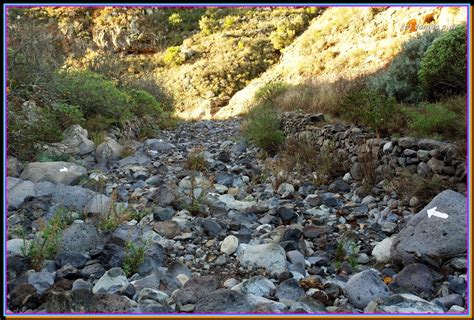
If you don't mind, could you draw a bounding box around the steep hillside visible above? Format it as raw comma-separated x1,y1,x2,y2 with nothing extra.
214,6,467,119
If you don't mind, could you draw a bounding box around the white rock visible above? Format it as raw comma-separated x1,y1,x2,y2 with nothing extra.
372,237,393,264
218,194,256,211
220,235,239,255
7,239,31,257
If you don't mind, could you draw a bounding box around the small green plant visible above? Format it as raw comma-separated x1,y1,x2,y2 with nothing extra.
242,103,284,155
90,130,107,146
404,102,461,139
28,207,76,270
199,15,218,36
254,82,289,105
122,240,147,277
340,89,397,138
419,25,467,99
185,147,207,172
334,234,359,270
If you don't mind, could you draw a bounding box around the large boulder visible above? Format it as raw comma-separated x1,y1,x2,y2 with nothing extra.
391,190,466,265
96,138,123,165
20,162,87,185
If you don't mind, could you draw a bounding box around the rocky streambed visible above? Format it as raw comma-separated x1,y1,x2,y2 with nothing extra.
6,119,468,314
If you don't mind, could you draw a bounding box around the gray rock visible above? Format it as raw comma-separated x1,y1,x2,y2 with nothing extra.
8,156,22,177
153,185,175,207
28,271,54,294
418,139,446,150
92,267,129,294
20,162,87,185
144,139,174,152
172,275,218,306
7,239,31,257
230,140,247,156
81,263,106,279
216,172,237,187
118,155,151,167
287,250,305,265
345,269,390,309
417,162,431,177
278,206,297,223
398,137,417,149
56,252,90,268
275,278,305,301
195,289,254,313
41,125,94,157
58,223,99,254
365,293,444,313
391,190,466,265
278,183,295,198
238,243,287,275
237,276,275,297
350,163,363,180
7,177,35,209
137,288,169,304
84,193,112,215
202,219,223,237
394,263,436,295
96,138,123,165
427,158,444,174
432,294,464,310
304,194,323,207
72,279,92,291
153,220,180,239
329,180,351,193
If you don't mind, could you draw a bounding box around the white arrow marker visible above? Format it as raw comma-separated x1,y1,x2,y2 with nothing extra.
59,167,69,173
427,207,448,219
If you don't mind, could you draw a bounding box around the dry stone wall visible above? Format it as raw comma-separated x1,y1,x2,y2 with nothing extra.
279,112,467,192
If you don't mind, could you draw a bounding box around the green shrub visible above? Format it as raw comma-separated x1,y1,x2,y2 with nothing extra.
55,70,130,122
168,12,183,26
127,89,163,117
341,89,397,137
370,30,442,103
163,46,185,66
242,103,284,154
419,25,467,99
254,82,289,104
50,102,85,129
404,101,463,139
8,104,63,160
199,15,218,35
270,16,306,50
